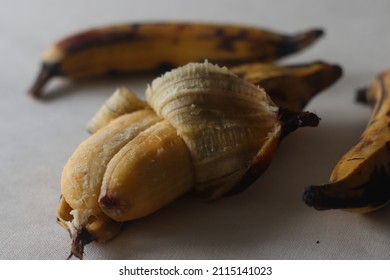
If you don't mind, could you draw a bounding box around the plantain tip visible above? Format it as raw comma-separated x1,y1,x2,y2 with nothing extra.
302,184,345,211
28,63,59,98
296,28,325,45
333,64,343,78
302,185,323,208
29,71,49,98
278,28,325,59
312,28,325,38
356,87,368,104
68,226,93,260
279,110,321,139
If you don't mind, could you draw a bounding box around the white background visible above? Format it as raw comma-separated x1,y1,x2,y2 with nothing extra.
1,0,390,259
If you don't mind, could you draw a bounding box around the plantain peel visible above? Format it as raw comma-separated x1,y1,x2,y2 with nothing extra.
58,61,321,259
29,21,324,98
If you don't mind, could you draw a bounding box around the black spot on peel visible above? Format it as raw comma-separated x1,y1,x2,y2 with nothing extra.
99,192,128,214
215,28,249,52
99,195,119,209
61,26,144,55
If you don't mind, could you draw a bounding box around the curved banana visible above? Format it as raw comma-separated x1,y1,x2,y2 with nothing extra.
303,69,390,213
59,61,320,258
29,22,324,97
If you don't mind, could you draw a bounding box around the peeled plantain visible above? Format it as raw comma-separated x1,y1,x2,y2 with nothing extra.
57,61,322,259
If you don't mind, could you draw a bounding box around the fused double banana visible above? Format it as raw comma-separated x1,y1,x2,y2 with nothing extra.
29,21,324,97
303,69,390,213
58,61,322,259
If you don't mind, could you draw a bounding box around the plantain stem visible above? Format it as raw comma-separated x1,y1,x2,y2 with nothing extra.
279,109,320,139
302,184,369,210
303,166,390,211
29,63,59,98
68,226,93,260
356,87,369,105
290,29,324,53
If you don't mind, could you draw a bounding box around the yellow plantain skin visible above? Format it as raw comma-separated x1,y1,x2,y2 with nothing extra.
230,61,342,112
303,69,390,213
29,22,324,97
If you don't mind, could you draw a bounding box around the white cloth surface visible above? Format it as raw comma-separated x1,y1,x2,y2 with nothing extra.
1,0,390,260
